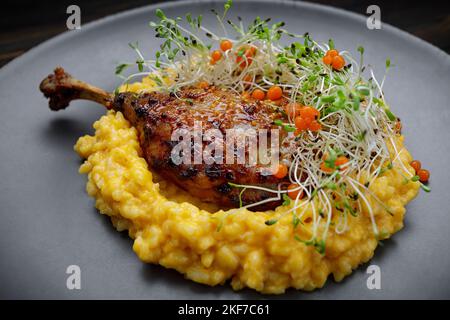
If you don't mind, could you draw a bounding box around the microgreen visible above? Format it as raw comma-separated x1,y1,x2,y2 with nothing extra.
282,194,291,206
265,218,278,226
274,119,296,132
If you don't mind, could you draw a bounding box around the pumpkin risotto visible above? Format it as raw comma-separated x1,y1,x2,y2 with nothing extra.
34,1,429,294
74,107,419,294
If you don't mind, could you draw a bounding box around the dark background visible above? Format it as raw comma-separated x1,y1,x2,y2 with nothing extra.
0,0,449,67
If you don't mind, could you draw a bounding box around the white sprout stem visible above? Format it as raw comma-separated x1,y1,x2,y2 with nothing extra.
346,178,379,236
118,8,409,250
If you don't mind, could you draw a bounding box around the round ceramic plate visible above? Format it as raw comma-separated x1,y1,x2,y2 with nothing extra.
0,0,449,299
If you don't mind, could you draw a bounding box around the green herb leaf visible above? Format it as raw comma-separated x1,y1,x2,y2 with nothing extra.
385,109,396,121
224,0,233,13
356,85,370,96
273,119,283,126
292,215,302,228
265,219,278,226
328,38,335,50
283,125,297,132
155,9,165,19
356,130,367,142
115,63,130,75
320,95,335,103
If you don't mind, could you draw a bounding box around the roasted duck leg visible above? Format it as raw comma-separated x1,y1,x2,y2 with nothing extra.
40,67,288,210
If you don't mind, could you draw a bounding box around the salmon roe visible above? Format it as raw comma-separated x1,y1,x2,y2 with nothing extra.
273,164,288,179
284,102,303,118
287,183,303,200
251,89,265,100
243,74,253,83
417,169,430,183
236,46,256,68
294,105,321,133
197,81,209,89
327,49,338,57
410,160,421,173
220,39,233,51
322,55,333,65
267,86,283,101
320,162,334,174
335,156,349,168
322,49,346,70
320,155,349,173
211,50,222,63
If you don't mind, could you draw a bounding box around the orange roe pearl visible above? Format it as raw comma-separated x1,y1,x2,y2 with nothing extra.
267,86,283,101
335,156,349,169
327,49,339,57
197,81,209,89
243,74,253,83
303,116,313,126
331,55,345,70
220,39,233,51
241,91,251,100
285,102,303,118
211,50,222,62
410,160,421,173
417,169,430,183
287,183,303,200
251,89,265,100
273,164,288,179
237,55,252,68
309,120,322,132
295,116,308,131
320,162,334,174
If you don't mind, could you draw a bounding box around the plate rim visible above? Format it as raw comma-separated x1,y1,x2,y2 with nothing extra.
0,0,449,299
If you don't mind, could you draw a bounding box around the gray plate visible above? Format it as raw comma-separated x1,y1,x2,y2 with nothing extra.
1,0,449,299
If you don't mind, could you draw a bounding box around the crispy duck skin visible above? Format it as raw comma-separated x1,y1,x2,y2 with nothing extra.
40,67,288,210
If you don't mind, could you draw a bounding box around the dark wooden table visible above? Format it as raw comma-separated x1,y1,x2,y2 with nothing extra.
1,0,449,67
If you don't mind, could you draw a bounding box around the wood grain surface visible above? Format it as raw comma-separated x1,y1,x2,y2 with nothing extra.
1,0,449,67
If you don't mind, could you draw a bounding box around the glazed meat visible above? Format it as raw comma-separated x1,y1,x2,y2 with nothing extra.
40,68,288,210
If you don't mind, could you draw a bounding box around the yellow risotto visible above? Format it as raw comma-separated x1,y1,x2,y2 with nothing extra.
74,106,419,294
